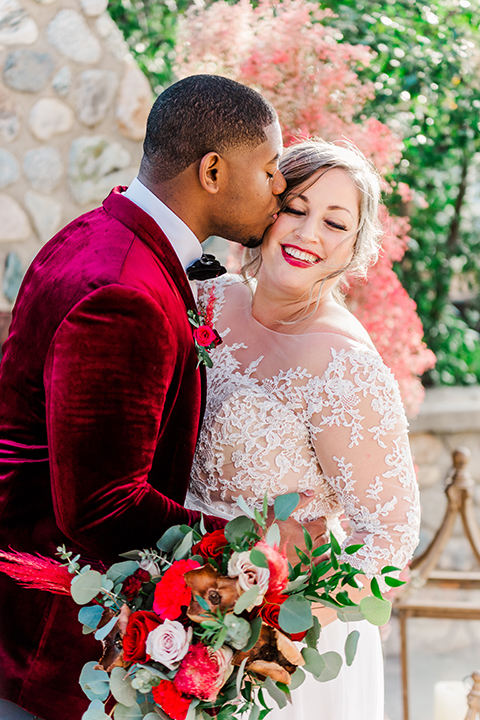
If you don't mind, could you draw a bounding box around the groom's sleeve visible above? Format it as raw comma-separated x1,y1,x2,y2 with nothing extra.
44,284,224,562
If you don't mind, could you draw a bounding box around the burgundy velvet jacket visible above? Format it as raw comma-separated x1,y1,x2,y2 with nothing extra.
0,188,224,719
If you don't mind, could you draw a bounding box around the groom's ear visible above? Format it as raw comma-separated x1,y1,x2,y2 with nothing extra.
198,152,224,194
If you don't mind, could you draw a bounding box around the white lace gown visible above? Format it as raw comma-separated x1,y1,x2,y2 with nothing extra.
186,275,420,720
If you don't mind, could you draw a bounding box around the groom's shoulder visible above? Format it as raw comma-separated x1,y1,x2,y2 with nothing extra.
27,189,172,300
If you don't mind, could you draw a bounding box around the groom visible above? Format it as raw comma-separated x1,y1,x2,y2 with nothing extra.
0,75,321,720
0,74,287,720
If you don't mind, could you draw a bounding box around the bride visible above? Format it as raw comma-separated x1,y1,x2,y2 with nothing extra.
186,139,420,719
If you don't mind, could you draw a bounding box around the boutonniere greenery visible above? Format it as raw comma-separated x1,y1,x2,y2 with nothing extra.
187,309,222,368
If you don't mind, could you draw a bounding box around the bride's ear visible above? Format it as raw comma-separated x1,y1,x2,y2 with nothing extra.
198,152,224,194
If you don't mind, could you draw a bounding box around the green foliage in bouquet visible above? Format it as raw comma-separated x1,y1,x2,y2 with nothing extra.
50,494,403,720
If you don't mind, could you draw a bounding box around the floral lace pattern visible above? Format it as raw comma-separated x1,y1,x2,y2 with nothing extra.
189,275,420,578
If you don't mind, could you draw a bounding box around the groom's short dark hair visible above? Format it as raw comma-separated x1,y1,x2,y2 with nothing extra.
141,74,277,182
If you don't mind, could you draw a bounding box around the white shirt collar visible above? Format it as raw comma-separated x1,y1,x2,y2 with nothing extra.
124,177,203,271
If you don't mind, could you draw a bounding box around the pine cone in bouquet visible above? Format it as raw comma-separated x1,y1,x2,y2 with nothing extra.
232,622,305,685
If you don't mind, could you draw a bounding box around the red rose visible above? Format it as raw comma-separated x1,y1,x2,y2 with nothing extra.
121,568,151,600
260,600,307,642
152,680,191,720
192,529,228,562
123,611,162,664
193,325,217,347
153,559,201,620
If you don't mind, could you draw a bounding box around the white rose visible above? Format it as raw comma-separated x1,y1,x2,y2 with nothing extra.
211,646,234,691
227,551,270,606
139,557,161,577
146,619,192,669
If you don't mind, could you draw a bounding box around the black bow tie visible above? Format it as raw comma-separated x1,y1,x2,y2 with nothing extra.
187,254,227,281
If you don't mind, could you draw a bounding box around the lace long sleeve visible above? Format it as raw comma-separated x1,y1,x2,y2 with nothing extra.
305,340,420,577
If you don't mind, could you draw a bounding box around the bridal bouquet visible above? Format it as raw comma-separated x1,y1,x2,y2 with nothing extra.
0,494,402,720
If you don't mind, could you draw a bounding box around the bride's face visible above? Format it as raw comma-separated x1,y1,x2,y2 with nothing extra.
258,167,360,298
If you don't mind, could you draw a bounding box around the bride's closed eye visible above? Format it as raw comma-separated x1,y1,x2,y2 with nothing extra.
325,219,348,231
282,206,305,216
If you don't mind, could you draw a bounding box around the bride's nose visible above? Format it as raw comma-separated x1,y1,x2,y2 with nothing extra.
295,215,319,245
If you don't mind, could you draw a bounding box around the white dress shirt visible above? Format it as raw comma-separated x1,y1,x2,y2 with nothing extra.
124,177,203,275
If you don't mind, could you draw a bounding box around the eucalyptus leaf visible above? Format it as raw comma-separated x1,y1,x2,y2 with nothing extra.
106,561,139,585
95,615,118,642
81,699,111,720
254,508,266,528
174,530,194,560
337,610,365,623
249,704,261,720
265,523,281,547
79,662,110,702
240,615,262,652
359,596,392,626
250,549,269,568
70,570,103,605
185,698,200,720
78,605,104,631
278,595,313,634
263,677,287,709
113,701,143,720
286,575,309,593
143,716,162,720
274,493,300,521
305,616,321,649
236,658,249,697
301,647,325,677
315,652,342,682
289,667,306,690
109,667,137,707
235,494,256,519
157,525,187,552
118,550,142,561
234,585,259,614
225,516,255,543
345,630,360,666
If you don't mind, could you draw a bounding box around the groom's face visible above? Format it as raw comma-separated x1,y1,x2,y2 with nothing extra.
214,121,286,247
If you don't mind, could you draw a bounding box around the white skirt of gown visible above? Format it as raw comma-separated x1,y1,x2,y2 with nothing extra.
267,619,383,720
184,493,384,720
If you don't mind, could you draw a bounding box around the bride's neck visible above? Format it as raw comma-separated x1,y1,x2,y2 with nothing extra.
251,280,334,332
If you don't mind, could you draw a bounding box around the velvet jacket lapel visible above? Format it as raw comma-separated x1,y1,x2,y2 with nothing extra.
102,187,207,418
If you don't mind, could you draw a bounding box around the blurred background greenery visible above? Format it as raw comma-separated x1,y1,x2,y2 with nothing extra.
108,0,480,388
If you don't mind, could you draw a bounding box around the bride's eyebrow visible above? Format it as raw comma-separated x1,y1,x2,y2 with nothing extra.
294,194,354,219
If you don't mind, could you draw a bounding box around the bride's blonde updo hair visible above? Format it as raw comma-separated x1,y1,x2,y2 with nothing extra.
242,138,383,288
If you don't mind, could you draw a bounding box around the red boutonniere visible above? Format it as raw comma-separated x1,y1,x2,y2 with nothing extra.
187,308,222,368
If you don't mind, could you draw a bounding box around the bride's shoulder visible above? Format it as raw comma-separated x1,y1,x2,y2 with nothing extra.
197,273,252,318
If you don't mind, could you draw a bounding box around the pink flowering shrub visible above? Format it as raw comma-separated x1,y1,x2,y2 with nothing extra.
175,0,435,415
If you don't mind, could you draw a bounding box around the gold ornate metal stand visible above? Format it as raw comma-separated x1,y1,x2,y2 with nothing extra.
395,447,480,720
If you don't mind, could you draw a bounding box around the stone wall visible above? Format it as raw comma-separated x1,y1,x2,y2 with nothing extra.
409,385,480,570
0,0,152,309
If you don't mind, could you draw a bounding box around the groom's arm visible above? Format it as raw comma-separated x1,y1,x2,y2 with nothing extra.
45,284,224,563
